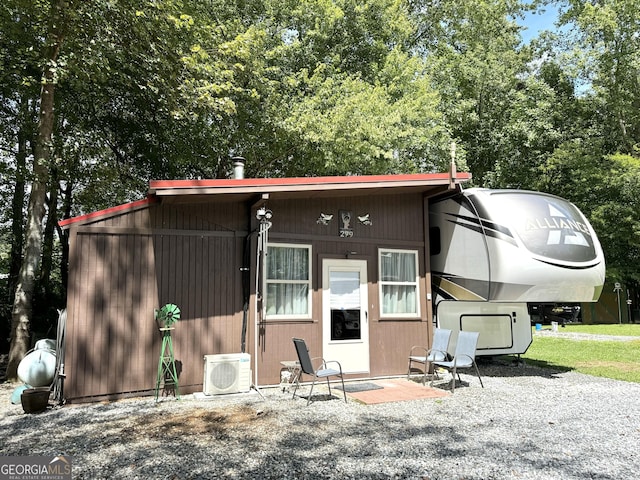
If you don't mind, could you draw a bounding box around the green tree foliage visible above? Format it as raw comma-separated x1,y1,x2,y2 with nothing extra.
242,0,455,176
410,0,557,186
272,52,452,176
0,0,44,306
535,143,640,284
58,0,258,202
595,154,640,284
533,0,640,290
561,0,640,153
54,0,451,200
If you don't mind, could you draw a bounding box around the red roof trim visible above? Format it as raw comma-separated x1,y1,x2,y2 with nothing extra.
149,172,470,190
59,196,157,229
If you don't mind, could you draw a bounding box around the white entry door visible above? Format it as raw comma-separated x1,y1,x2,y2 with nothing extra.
322,259,369,373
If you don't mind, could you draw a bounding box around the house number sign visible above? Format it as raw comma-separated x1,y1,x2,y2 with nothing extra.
339,210,353,238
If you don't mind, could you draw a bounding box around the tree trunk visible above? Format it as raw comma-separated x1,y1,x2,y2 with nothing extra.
40,171,59,290
7,107,27,310
6,0,67,381
58,178,74,295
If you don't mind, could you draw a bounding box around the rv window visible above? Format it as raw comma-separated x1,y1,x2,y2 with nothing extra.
495,192,598,263
378,249,420,318
429,227,441,256
265,243,312,320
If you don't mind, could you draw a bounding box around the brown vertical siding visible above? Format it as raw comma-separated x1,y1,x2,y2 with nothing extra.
151,232,244,393
65,231,159,399
369,320,428,376
65,201,249,400
64,191,438,400
254,193,431,385
256,321,319,386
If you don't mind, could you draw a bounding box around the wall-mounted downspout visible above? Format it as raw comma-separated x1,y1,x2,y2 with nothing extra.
253,205,272,387
236,156,250,354
240,234,251,354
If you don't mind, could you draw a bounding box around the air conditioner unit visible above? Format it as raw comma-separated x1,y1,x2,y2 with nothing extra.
203,353,251,395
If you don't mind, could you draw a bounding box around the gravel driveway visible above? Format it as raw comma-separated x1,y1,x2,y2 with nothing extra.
2,353,639,480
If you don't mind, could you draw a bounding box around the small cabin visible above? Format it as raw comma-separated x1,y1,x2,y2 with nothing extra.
59,169,470,402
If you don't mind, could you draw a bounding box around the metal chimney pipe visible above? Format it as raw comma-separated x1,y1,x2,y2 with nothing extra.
232,156,245,179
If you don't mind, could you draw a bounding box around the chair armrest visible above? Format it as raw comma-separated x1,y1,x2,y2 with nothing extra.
452,354,474,366
409,346,429,357
311,356,327,370
427,348,450,362
321,359,343,373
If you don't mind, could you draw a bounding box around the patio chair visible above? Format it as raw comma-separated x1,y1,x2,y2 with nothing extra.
292,338,347,406
431,330,484,393
407,328,452,385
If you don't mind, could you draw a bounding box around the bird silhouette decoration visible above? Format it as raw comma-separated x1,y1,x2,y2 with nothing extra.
317,213,334,225
357,214,372,226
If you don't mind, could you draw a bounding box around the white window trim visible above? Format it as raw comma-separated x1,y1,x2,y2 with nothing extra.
264,242,312,320
378,248,421,319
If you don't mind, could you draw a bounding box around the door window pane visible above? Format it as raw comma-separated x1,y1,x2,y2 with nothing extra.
329,271,360,308
329,270,361,340
331,309,361,340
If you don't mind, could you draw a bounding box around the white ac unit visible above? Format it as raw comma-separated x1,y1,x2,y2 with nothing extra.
203,353,251,395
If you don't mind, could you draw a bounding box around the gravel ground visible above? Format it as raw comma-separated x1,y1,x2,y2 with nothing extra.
1,338,640,480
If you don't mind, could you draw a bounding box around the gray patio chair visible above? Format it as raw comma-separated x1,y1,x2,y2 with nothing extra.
292,338,347,406
431,330,484,393
407,328,452,385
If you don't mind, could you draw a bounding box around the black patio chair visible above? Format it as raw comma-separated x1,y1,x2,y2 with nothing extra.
292,338,347,405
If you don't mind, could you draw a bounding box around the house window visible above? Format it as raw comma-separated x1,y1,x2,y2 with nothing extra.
379,248,420,317
265,243,312,319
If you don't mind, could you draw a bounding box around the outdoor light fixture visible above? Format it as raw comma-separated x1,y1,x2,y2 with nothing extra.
256,207,273,221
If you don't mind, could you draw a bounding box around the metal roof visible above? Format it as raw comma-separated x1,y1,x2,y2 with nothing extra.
149,171,470,195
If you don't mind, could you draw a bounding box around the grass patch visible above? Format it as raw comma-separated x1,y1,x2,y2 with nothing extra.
523,327,640,383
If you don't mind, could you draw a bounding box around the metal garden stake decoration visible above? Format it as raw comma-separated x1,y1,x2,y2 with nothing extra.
155,303,181,401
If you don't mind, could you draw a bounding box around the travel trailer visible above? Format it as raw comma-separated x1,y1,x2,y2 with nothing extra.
429,188,605,356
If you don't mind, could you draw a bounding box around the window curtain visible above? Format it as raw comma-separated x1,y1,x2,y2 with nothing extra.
266,246,309,315
381,251,417,314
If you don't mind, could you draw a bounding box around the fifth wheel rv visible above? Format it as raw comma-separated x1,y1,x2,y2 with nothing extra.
429,188,605,356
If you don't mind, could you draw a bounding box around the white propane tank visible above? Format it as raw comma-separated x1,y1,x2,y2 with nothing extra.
34,339,56,351
17,349,56,387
